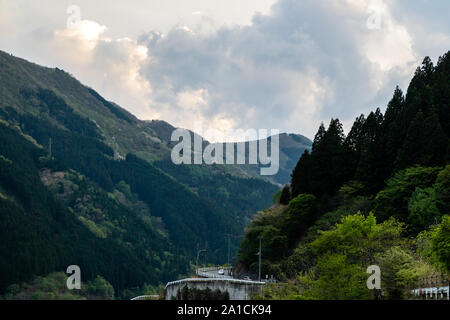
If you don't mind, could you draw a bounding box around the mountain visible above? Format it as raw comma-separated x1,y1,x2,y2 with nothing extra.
0,50,310,295
145,119,311,185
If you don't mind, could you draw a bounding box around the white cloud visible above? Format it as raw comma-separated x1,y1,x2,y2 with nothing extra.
137,0,424,137
1,0,448,139
16,19,155,120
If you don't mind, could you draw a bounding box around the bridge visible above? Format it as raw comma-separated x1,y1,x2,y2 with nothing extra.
164,267,265,300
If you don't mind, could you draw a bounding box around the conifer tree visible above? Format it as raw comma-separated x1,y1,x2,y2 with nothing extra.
279,185,292,205
395,110,426,169
291,150,312,198
310,119,346,196
354,109,384,193
312,123,326,152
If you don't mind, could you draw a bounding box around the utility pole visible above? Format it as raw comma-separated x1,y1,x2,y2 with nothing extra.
257,235,262,282
196,248,207,276
227,235,231,265
48,137,52,158
204,241,208,268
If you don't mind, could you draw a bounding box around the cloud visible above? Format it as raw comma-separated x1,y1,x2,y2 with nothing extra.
2,0,448,140
138,0,423,138
12,19,154,120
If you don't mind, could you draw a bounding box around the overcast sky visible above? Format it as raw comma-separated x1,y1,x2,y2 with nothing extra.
1,0,449,140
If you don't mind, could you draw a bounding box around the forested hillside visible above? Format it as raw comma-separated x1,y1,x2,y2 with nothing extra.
0,50,291,297
236,52,450,299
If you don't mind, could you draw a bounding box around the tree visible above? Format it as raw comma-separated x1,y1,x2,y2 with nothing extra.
374,166,441,224
279,185,291,205
343,115,366,179
292,119,347,199
376,246,428,300
408,187,441,234
382,87,405,177
420,56,434,83
312,123,326,152
354,109,385,193
87,276,115,300
310,119,346,196
298,253,372,300
434,165,450,215
311,212,405,271
286,194,317,244
291,150,312,198
431,215,450,272
384,86,405,125
422,109,448,166
432,52,450,136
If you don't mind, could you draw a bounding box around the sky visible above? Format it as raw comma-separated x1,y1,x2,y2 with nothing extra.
1,0,449,141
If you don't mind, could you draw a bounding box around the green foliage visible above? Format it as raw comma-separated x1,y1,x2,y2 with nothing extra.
0,50,282,296
339,180,365,200
311,212,405,265
87,276,115,300
238,53,450,300
298,253,372,300
1,272,115,300
237,194,317,275
375,246,430,300
434,165,450,214
408,187,440,234
374,166,441,224
286,194,317,243
153,159,278,227
77,216,108,239
255,281,301,300
87,88,135,124
0,120,190,294
431,215,450,272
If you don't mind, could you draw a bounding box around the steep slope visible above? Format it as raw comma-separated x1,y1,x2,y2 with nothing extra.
0,50,313,293
236,53,450,287
0,50,286,220
0,51,282,293
0,120,189,293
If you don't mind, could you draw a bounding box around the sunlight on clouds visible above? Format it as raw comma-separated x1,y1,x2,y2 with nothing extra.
177,89,209,112
56,20,107,42
362,0,418,73
49,20,153,120
3,0,448,140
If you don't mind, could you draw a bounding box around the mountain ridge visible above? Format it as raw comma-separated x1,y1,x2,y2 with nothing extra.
0,50,310,295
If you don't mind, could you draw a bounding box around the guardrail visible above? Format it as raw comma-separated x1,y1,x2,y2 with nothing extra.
130,295,159,300
411,274,449,300
165,277,265,289
411,287,449,300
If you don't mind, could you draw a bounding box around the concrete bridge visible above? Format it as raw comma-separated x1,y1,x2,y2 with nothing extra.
164,267,265,300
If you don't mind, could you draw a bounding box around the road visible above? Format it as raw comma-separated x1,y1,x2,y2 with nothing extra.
196,267,234,279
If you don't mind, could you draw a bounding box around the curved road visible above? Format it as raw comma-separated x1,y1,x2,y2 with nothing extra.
196,266,234,279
